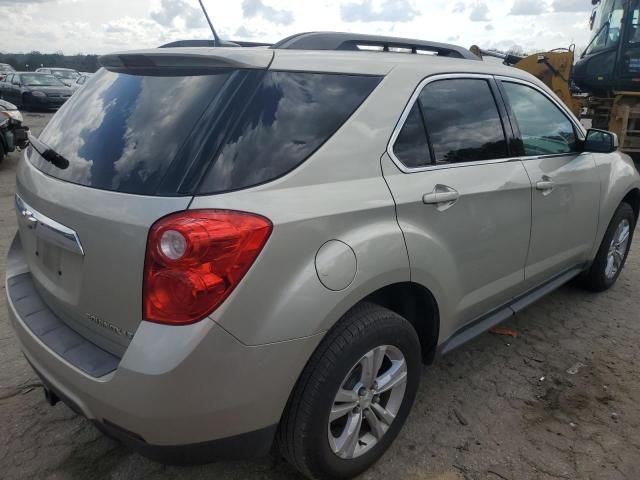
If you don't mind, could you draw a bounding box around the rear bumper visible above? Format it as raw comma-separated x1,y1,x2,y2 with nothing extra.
5,233,321,461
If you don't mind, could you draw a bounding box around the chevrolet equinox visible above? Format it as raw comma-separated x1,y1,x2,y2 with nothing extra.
6,33,640,479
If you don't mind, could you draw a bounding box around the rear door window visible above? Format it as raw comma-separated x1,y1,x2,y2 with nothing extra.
198,71,382,193
392,102,432,168
502,81,577,156
418,78,508,164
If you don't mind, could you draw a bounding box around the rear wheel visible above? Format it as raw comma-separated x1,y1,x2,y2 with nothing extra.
581,202,635,291
0,141,5,164
278,303,421,479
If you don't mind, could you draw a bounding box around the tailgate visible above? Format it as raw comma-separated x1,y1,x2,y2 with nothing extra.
15,158,191,356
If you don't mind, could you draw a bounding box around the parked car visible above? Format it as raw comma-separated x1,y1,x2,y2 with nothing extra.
0,72,72,110
35,67,80,86
6,33,640,480
0,63,16,81
0,99,28,163
69,72,92,93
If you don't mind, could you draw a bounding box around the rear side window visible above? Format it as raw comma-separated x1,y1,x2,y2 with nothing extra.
502,82,577,156
419,79,508,164
393,102,432,168
199,71,381,193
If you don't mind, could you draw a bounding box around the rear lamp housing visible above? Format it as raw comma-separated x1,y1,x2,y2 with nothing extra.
143,210,272,325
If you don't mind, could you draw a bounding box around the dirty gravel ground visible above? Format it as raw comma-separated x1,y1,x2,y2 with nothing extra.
0,112,639,480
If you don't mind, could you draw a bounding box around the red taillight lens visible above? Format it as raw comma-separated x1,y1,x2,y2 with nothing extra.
143,210,272,325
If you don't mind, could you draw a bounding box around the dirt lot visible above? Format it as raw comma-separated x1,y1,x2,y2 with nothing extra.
0,111,639,480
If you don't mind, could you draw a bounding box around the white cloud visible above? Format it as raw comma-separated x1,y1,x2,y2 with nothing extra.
551,0,591,12
470,2,490,21
151,0,207,29
510,0,546,15
341,0,419,23
242,0,294,26
0,0,596,55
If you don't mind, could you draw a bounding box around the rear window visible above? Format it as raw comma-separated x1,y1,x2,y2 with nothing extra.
32,69,232,195
198,71,382,193
30,68,381,196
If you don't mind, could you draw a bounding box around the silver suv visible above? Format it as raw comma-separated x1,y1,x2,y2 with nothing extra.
6,33,640,479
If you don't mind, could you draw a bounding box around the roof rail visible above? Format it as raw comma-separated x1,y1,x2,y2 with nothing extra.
271,32,478,60
159,39,272,48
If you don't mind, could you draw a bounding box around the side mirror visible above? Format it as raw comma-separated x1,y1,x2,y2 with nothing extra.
583,128,618,153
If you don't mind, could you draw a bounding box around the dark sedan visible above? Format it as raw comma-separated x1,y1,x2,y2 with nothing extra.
0,72,72,110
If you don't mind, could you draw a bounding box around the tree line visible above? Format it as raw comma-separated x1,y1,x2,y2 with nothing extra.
0,52,99,73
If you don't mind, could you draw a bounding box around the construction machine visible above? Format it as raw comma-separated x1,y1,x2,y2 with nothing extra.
473,0,640,159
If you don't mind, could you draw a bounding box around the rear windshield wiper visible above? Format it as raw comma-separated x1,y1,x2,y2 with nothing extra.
27,132,69,170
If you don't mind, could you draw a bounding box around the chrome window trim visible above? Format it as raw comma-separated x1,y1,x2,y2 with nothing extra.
387,73,587,174
387,73,516,173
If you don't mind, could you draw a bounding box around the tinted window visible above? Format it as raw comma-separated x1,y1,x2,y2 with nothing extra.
393,102,431,168
419,79,508,164
199,71,381,193
502,82,577,156
21,74,65,86
32,69,231,195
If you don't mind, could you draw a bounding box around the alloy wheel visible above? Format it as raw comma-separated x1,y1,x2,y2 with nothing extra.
328,345,407,459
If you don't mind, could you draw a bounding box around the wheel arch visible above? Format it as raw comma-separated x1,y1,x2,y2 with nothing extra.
362,282,440,364
622,187,640,223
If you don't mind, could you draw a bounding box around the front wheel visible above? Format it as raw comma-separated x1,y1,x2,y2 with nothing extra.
278,303,421,479
580,202,635,292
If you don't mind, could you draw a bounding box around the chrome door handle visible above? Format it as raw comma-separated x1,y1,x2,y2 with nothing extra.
535,178,555,194
536,181,554,190
423,185,459,210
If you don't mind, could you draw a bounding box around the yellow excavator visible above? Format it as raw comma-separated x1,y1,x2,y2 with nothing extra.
472,0,640,159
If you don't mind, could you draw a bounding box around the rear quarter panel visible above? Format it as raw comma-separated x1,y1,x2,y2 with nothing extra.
189,68,425,346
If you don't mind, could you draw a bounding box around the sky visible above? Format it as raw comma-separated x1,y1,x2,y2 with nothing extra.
0,0,596,55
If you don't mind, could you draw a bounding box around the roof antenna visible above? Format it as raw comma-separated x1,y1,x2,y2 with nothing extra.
198,0,221,46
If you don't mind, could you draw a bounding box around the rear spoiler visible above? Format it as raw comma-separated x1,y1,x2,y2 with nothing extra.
99,48,273,73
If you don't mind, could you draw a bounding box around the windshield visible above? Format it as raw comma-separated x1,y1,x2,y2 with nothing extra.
585,0,625,54
0,65,15,72
21,74,66,86
51,70,79,80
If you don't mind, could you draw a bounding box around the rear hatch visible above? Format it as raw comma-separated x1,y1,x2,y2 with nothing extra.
15,49,273,356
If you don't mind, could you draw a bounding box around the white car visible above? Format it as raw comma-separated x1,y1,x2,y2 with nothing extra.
70,73,92,93
35,67,80,87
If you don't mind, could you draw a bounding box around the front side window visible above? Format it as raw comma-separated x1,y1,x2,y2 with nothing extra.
418,78,508,164
502,82,577,156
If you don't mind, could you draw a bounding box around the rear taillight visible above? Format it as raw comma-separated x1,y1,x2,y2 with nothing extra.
143,210,272,325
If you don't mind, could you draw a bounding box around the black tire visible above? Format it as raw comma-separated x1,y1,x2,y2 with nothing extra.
580,202,636,292
278,302,421,480
0,141,5,164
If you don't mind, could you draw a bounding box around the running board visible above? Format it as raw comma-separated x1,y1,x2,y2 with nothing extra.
438,267,584,356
